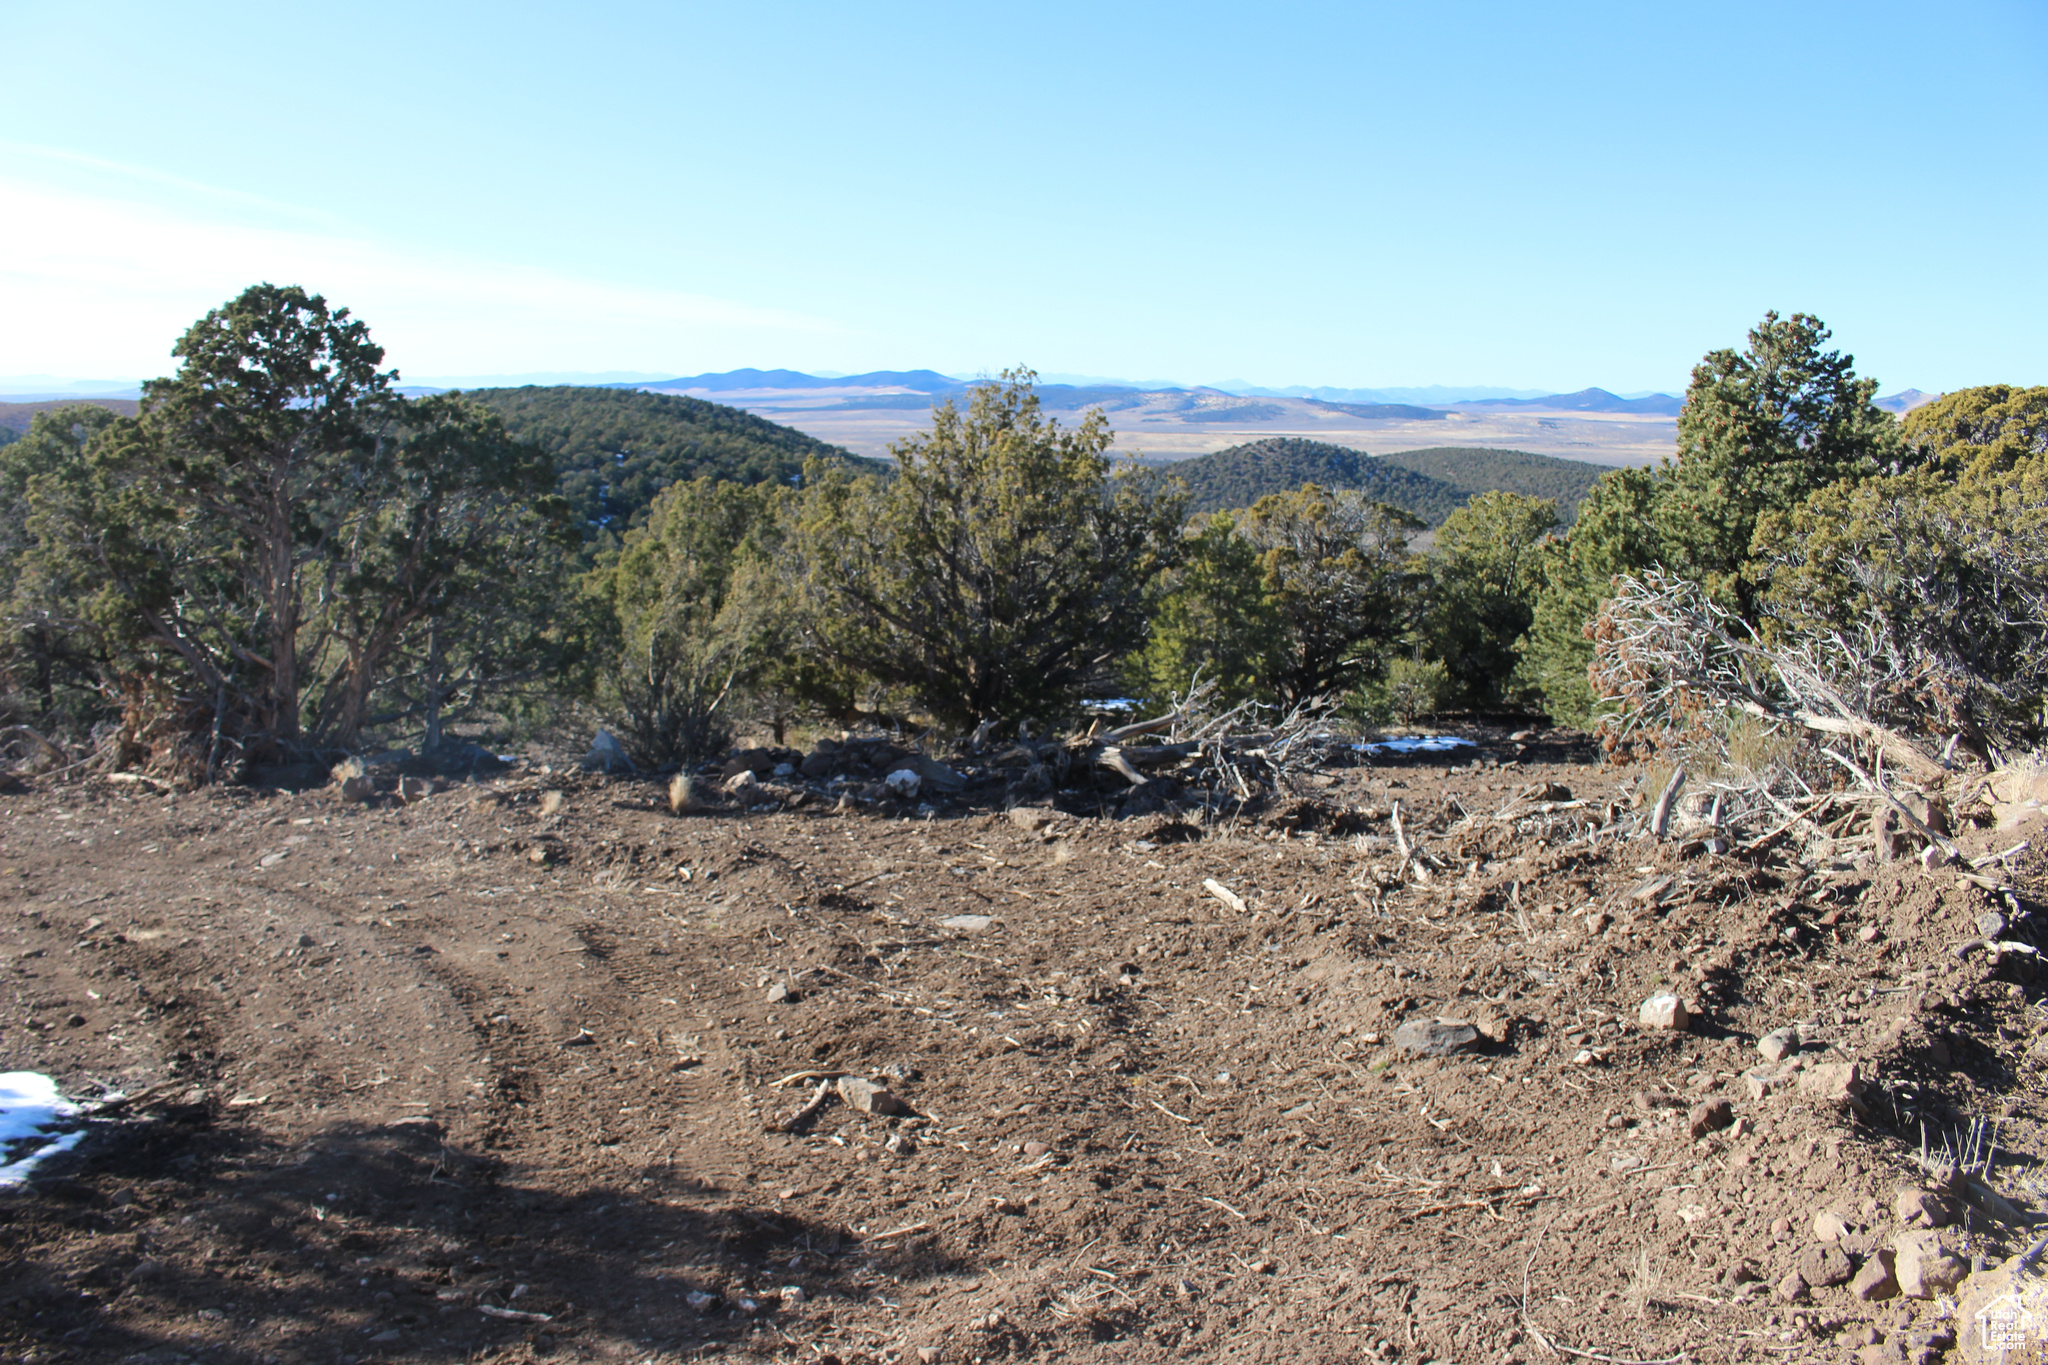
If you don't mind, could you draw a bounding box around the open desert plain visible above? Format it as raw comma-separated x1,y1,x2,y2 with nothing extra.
636,384,1679,468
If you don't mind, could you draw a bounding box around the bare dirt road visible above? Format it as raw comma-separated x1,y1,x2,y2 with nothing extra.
2,730,2040,1365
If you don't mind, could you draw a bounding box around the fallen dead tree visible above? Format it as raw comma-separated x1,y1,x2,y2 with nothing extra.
1589,568,2046,874
674,669,1381,824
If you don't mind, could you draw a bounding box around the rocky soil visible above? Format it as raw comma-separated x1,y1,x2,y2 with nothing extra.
2,727,2045,1365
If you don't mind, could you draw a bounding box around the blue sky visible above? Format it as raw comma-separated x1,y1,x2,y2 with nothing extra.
2,0,2043,395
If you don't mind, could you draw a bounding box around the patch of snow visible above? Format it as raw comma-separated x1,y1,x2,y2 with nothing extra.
1355,735,1477,755
0,1072,84,1186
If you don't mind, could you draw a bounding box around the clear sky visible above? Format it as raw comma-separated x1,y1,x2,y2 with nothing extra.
3,0,2043,395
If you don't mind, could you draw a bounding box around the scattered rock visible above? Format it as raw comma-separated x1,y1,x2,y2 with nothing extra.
1007,806,1057,832
836,1077,912,1116
1757,1027,1798,1063
1775,1270,1810,1303
539,789,567,816
901,755,966,792
1798,1243,1854,1288
1856,923,1882,943
724,769,760,795
1849,1248,1898,1302
722,749,777,779
581,730,635,774
1977,910,2009,939
1473,1012,1512,1045
1585,911,1611,935
339,774,376,803
1893,1229,1967,1298
1638,992,1689,1032
1687,1098,1733,1139
1798,1062,1865,1105
1813,1210,1852,1242
766,982,798,1006
883,768,921,798
685,1290,719,1313
1391,1018,1483,1058
1895,1187,1957,1229
938,914,993,933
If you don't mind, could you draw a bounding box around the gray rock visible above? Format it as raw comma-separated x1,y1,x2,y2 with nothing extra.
1687,1098,1734,1139
1757,1027,1798,1063
1850,1248,1898,1301
1894,1229,1967,1298
836,1076,910,1115
581,730,635,774
1894,1187,1956,1228
1639,992,1689,1031
1798,1243,1854,1287
1392,1018,1483,1058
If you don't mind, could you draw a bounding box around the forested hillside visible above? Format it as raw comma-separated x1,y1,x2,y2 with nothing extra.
1168,437,1469,521
1375,446,1608,520
1165,436,1606,524
460,385,883,531
0,397,138,439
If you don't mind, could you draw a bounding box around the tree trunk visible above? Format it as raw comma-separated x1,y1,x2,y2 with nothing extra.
268,496,302,745
422,623,446,753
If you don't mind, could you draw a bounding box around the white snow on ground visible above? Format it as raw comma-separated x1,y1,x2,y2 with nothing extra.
1356,735,1476,754
0,1072,85,1186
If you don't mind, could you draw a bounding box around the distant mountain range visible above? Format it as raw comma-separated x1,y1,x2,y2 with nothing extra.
1454,387,1684,416
1875,388,1940,414
637,368,963,394
631,369,1689,413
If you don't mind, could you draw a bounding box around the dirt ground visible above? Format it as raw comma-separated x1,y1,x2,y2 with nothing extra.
3,726,2044,1365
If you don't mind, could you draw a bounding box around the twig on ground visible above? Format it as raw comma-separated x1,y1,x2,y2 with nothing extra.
776,1078,833,1133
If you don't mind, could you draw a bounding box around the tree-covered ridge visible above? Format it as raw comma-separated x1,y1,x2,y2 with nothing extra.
458,385,884,532
0,398,139,440
1168,438,1470,522
1373,446,1609,521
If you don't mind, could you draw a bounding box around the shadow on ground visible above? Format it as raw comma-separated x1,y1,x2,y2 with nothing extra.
5,1104,977,1363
